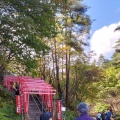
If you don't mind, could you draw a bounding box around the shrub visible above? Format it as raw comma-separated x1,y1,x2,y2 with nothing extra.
63,110,75,120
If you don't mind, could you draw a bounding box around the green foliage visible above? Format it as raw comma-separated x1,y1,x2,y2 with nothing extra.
0,104,22,120
112,39,120,69
69,60,104,104
63,110,75,120
0,0,58,75
104,67,118,88
0,85,21,120
2,0,120,115
94,102,109,112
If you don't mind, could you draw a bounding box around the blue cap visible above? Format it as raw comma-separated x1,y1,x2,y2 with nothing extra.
77,102,89,113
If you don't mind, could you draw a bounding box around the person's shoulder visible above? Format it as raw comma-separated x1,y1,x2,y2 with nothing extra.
88,116,94,119
90,116,94,120
75,117,79,120
45,111,52,116
40,111,52,120
86,115,94,120
76,115,93,120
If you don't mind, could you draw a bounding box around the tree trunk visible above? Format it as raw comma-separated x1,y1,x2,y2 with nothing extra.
54,39,62,99
0,64,5,81
65,49,70,106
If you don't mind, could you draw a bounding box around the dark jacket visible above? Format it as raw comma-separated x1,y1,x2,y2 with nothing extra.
40,112,52,120
106,111,112,120
101,112,106,120
75,113,93,120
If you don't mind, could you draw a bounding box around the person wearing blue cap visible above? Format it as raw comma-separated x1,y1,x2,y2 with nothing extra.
75,102,93,120
40,112,52,120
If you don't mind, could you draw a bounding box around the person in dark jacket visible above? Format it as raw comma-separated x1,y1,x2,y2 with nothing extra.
106,109,113,120
75,102,93,120
40,112,52,120
101,110,106,120
13,82,19,95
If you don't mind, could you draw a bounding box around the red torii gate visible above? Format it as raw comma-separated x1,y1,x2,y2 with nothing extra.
3,76,62,120
18,77,56,116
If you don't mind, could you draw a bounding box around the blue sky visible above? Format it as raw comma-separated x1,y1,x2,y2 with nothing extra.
84,0,120,33
82,0,120,59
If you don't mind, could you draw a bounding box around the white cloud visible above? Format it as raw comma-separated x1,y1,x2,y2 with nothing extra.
90,22,120,60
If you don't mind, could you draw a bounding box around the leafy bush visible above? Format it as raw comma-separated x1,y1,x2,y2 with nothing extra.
0,85,21,120
63,110,75,120
0,103,22,120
